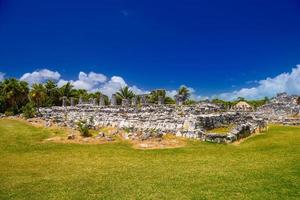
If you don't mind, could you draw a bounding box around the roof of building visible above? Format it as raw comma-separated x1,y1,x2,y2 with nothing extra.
235,101,252,108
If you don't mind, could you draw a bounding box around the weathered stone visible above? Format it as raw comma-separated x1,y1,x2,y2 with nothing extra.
122,99,130,107
67,134,76,140
111,94,117,106
70,97,75,107
175,95,184,106
158,96,164,105
78,97,83,105
39,102,268,143
132,96,138,107
141,132,151,140
97,132,105,138
93,98,97,106
105,136,114,141
62,96,67,107
140,95,148,106
99,96,105,106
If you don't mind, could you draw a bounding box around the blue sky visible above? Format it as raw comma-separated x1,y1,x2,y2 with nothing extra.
0,0,300,99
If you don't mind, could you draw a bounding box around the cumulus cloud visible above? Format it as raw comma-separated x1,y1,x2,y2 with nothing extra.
55,72,148,97
0,72,5,81
61,71,107,91
96,76,127,96
20,69,61,85
216,65,300,100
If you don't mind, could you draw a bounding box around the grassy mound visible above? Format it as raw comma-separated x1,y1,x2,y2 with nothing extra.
0,119,299,199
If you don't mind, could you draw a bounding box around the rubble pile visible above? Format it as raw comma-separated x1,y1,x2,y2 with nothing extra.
256,93,300,125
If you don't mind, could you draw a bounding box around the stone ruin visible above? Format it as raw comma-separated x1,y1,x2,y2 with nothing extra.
38,93,269,144
256,92,300,125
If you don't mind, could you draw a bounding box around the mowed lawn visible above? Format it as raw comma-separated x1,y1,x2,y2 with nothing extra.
0,119,299,200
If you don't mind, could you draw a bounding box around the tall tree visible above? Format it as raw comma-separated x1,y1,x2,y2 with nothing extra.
178,86,191,102
1,78,29,113
59,82,74,98
116,86,135,100
44,80,60,106
29,83,47,111
149,89,166,104
164,96,175,104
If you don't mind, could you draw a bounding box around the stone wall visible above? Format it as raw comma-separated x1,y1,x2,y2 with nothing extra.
256,93,300,124
201,120,266,143
39,104,265,143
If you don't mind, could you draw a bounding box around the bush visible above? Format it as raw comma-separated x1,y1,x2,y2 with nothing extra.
4,111,14,116
22,103,36,119
77,120,91,137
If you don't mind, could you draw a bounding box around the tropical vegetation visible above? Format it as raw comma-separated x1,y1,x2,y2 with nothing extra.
0,78,270,117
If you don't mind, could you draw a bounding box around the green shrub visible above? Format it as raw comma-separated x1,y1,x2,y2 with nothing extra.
77,120,91,137
22,103,36,119
4,111,14,116
124,127,134,133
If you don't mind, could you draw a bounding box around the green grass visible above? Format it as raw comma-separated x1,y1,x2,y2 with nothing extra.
207,125,233,134
0,119,299,200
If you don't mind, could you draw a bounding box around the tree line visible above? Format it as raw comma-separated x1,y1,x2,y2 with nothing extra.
0,78,192,117
0,78,270,118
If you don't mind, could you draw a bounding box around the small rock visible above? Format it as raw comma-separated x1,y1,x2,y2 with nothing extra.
139,143,149,148
67,134,76,140
98,132,105,138
111,130,119,135
156,131,163,138
105,136,114,142
141,132,151,141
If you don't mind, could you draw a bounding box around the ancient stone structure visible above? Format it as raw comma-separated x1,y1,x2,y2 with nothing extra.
38,93,300,143
140,95,148,106
62,96,67,107
122,99,130,107
78,97,83,105
70,97,75,107
256,93,300,125
132,96,138,107
158,96,164,105
175,95,184,106
39,103,266,143
99,96,105,106
92,98,97,106
111,94,117,106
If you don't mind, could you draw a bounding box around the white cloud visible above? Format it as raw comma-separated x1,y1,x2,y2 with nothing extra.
57,71,107,91
166,90,177,98
0,72,5,81
56,72,148,97
57,79,69,87
96,76,127,96
216,65,300,100
129,85,149,95
20,69,61,85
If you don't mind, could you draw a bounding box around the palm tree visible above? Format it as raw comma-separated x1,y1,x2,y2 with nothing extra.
178,86,191,102
59,82,74,98
1,78,29,113
116,86,135,100
29,83,47,111
44,80,60,106
149,89,166,103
